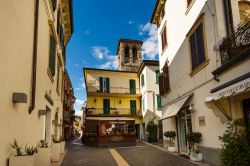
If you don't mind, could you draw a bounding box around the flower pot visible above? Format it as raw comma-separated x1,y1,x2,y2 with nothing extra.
9,155,36,166
60,141,65,153
190,152,202,162
167,146,177,152
35,147,51,166
51,143,60,162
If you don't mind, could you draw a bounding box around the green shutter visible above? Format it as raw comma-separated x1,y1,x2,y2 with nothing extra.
129,79,136,94
130,100,136,115
49,35,56,76
141,74,144,87
142,99,145,111
155,70,159,84
157,95,162,109
103,99,110,114
106,78,110,93
99,77,103,92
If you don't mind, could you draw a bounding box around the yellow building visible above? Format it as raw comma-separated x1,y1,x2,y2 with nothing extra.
84,68,143,138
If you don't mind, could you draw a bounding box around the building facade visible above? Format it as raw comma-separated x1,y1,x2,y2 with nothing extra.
151,0,250,165
83,68,143,138
138,60,163,140
0,0,73,165
63,70,75,140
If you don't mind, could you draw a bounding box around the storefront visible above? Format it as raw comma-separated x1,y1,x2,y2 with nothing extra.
83,117,136,147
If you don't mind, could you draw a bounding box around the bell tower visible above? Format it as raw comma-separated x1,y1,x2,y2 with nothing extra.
116,38,143,72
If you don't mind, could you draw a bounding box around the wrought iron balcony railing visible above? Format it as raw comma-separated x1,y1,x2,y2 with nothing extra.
86,108,142,117
87,86,140,95
213,17,250,75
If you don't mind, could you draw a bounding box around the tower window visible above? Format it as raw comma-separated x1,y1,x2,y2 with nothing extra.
124,46,130,63
132,47,137,63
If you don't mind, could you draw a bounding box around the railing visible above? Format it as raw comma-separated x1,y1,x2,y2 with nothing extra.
214,17,250,66
87,86,140,94
86,108,142,116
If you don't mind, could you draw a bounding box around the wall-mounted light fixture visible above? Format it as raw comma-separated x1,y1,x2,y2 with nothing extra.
189,103,195,113
119,99,122,104
94,98,97,103
12,92,27,103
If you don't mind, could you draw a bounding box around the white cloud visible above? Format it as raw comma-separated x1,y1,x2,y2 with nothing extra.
74,64,81,68
75,99,85,106
91,46,118,70
139,23,159,60
128,20,134,25
91,46,110,60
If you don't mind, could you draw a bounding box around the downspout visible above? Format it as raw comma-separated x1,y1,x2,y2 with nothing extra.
28,0,39,114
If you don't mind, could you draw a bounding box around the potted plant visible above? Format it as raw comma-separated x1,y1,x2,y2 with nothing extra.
35,140,51,166
60,137,65,154
146,119,158,142
186,132,202,161
51,135,61,162
219,119,250,166
164,131,176,152
9,139,37,166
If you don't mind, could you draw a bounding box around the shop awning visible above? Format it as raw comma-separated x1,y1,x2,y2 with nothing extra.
86,117,134,121
205,77,250,102
160,94,192,120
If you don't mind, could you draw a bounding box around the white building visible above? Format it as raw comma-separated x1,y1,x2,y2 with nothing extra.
0,0,73,165
151,0,250,165
138,60,162,140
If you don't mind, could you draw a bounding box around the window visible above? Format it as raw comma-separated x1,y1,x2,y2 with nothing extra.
159,65,170,96
124,46,130,63
103,99,110,115
155,70,159,84
141,74,145,87
56,64,60,94
187,0,194,8
132,47,137,63
189,21,206,71
142,98,145,111
129,79,136,94
130,100,137,115
49,34,56,76
161,25,167,51
100,77,110,93
157,95,162,109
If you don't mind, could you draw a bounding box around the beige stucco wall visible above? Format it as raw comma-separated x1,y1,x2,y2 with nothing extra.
158,0,250,150
0,0,66,165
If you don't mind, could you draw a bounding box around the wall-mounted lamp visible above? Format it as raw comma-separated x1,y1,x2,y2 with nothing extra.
119,99,122,104
93,98,97,103
189,103,195,113
12,92,27,103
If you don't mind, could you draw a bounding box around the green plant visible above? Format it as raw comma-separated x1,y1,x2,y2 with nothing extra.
219,119,250,166
164,131,176,146
186,132,202,150
52,135,61,143
40,140,48,148
10,139,23,156
60,136,65,142
146,119,157,138
25,145,37,155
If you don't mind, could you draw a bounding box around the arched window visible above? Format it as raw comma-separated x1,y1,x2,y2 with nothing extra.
124,46,130,63
132,47,137,63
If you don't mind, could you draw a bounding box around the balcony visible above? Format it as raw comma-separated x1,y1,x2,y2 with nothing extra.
86,108,142,117
213,17,250,77
87,86,141,97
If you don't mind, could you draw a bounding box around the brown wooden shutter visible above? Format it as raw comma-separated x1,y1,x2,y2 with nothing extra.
49,35,56,76
163,66,170,93
159,73,164,96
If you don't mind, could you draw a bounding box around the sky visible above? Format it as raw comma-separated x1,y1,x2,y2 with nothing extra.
66,0,159,115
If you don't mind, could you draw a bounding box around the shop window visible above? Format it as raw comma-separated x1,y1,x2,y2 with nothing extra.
161,25,167,51
188,16,207,73
132,47,137,63
141,74,145,87
124,46,130,63
99,77,110,93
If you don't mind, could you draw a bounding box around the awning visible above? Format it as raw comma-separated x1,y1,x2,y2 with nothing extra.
205,78,250,102
86,117,134,121
160,94,192,120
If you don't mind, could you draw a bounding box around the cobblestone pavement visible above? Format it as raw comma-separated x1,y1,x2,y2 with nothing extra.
61,138,207,166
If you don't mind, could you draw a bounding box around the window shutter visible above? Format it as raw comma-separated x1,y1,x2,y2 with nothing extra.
49,35,56,76
52,0,57,11
103,99,110,114
163,66,170,93
190,33,198,70
99,77,103,92
130,100,136,115
141,74,144,87
57,9,60,35
157,96,162,109
106,78,110,93
129,79,136,94
155,70,159,83
159,73,164,96
60,25,64,48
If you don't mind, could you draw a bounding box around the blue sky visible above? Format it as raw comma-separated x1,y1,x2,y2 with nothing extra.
66,0,159,114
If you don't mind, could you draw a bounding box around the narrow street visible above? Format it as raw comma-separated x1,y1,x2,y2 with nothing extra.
61,138,206,166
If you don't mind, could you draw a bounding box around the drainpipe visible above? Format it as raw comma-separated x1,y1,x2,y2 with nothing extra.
28,0,39,114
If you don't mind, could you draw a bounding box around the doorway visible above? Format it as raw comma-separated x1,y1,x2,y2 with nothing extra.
242,98,250,134
177,109,192,153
